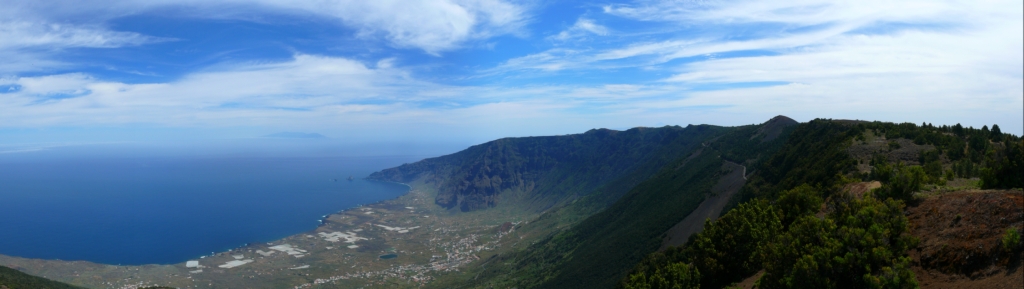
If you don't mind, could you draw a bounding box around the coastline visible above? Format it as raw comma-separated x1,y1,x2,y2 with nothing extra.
0,178,419,288
312,179,413,229
1,175,529,289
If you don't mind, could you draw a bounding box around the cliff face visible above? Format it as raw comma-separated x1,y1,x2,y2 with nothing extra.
368,125,724,212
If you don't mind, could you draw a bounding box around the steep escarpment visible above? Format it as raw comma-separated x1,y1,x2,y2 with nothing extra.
368,125,726,212
426,117,799,289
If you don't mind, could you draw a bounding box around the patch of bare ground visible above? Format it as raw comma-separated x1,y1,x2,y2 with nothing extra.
847,135,936,171
913,265,1022,289
731,270,764,289
907,190,1024,288
659,161,748,250
843,181,882,199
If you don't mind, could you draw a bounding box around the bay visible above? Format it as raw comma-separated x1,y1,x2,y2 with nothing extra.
0,151,421,265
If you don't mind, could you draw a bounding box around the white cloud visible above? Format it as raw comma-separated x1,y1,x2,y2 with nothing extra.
0,55,397,125
0,53,742,142
603,0,972,26
550,17,609,41
1,0,529,55
488,0,1022,133
0,54,588,132
0,0,1020,143
261,0,527,54
0,21,168,74
0,22,163,49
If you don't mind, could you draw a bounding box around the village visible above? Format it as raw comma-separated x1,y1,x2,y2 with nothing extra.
53,185,530,289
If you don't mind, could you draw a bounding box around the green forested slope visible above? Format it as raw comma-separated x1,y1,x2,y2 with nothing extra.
531,120,796,289
426,117,797,289
381,117,1020,289
0,266,86,289
619,120,1023,289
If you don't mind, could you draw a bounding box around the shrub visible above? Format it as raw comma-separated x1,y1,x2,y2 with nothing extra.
623,262,700,289
685,199,781,289
776,184,823,227
875,163,925,202
888,141,902,150
759,194,918,289
922,161,943,184
1003,227,1021,253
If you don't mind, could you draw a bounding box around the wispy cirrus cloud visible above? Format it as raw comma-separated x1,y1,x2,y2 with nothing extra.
0,22,165,49
549,17,609,42
1,0,529,55
0,21,169,73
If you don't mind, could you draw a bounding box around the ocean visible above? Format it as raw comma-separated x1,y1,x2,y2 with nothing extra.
0,147,425,265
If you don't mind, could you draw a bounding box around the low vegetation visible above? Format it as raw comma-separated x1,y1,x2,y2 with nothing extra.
759,194,918,289
620,119,1022,289
621,188,920,289
0,266,85,289
1004,227,1022,253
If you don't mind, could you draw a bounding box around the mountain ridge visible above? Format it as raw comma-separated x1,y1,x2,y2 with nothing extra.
367,124,725,212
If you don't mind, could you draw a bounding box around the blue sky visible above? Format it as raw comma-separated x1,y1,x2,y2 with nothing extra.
1,0,1022,152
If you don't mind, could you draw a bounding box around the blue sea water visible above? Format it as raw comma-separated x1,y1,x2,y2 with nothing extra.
0,147,425,265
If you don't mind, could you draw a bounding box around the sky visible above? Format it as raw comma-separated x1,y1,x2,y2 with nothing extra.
1,0,1022,153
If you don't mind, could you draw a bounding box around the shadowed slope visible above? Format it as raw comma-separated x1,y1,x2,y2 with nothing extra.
0,266,86,289
368,125,722,212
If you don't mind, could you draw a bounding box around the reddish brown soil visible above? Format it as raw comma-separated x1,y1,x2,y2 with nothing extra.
907,190,1024,288
913,265,1022,289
